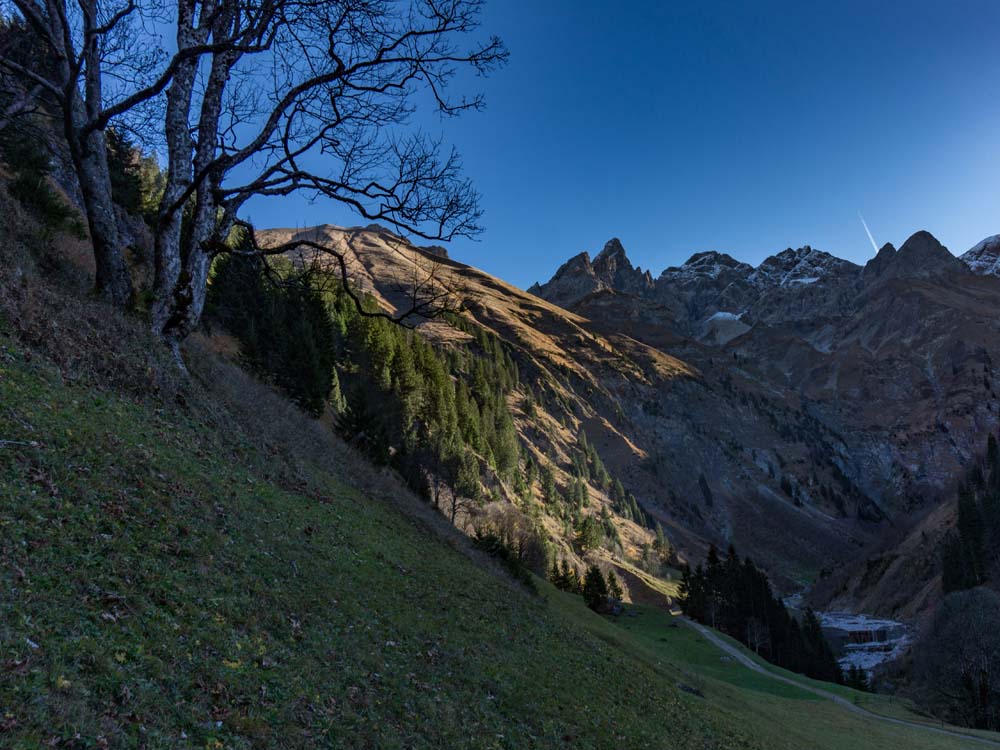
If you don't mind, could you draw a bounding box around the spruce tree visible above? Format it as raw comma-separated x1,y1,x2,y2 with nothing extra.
582,565,609,612
575,516,603,553
549,560,564,589
654,523,668,556
607,570,624,601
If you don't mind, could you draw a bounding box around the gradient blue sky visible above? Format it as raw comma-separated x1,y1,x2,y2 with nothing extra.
243,0,1000,289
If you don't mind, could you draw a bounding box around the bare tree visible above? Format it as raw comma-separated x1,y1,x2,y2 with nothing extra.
149,0,505,359
911,587,1000,730
745,617,770,655
0,1,504,355
0,0,169,306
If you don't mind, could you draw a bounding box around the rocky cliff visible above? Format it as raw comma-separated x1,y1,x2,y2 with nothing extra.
528,230,1000,607
262,224,1000,608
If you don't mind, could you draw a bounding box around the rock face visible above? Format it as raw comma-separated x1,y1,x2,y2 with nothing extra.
265,224,1000,613
961,234,1000,276
528,238,653,308
531,229,1000,510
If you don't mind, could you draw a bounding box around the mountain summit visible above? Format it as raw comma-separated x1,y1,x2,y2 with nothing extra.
532,230,979,337
862,231,968,283
961,234,1000,276
528,238,653,306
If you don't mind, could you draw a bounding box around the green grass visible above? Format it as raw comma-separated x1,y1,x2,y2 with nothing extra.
1,333,997,750
0,338,762,749
733,643,1000,741
602,604,998,750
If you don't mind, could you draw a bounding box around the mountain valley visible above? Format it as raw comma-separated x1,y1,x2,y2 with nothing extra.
265,224,1000,618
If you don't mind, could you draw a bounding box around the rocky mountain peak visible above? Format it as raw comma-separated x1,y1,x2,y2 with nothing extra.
862,242,897,279
528,239,652,307
661,251,753,281
961,234,1000,276
901,231,964,277
593,237,654,295
560,251,593,272
862,231,967,285
750,246,859,289
595,237,627,262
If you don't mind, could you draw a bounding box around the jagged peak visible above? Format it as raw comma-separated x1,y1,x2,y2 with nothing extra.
750,245,859,289
896,231,964,270
862,243,897,278
659,251,749,278
554,251,592,272
595,237,628,262
684,250,745,267
863,231,966,282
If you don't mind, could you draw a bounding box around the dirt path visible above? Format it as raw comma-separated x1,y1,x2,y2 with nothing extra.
682,618,1000,747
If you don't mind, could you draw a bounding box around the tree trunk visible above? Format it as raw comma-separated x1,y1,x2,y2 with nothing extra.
74,0,133,308
150,6,204,350
151,10,229,353
73,126,133,307
57,43,133,308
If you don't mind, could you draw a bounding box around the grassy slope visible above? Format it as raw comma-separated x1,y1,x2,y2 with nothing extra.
604,604,994,750
703,624,1000,742
0,337,760,749
1,331,995,750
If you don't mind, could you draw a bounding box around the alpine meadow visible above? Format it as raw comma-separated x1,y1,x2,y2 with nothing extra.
2,1,1000,748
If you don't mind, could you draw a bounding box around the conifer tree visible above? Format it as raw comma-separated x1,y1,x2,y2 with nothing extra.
582,565,609,612
550,560,563,588
607,570,624,601
654,523,668,557
560,560,581,593
575,516,603,552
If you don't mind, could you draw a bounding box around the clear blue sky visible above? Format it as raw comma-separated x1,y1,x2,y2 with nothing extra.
243,0,1000,289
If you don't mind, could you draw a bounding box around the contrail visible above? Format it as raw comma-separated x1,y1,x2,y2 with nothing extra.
858,212,879,253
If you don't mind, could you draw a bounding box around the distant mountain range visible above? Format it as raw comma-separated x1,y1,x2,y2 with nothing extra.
527,229,1000,615
531,231,999,342
269,224,1000,617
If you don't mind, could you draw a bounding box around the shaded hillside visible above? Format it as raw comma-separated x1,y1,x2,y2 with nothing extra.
0,204,992,750
0,334,767,749
811,430,1000,621
258,225,896,587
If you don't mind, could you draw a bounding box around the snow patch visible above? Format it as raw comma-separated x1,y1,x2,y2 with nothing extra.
706,310,743,322
961,234,1000,276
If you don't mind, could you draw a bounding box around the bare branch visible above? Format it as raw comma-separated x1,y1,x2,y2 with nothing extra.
0,56,61,96
0,81,43,129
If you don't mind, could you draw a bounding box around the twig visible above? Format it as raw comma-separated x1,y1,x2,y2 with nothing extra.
0,439,38,448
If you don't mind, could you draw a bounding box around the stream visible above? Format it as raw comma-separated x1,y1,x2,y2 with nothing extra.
783,593,911,676
817,611,911,676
